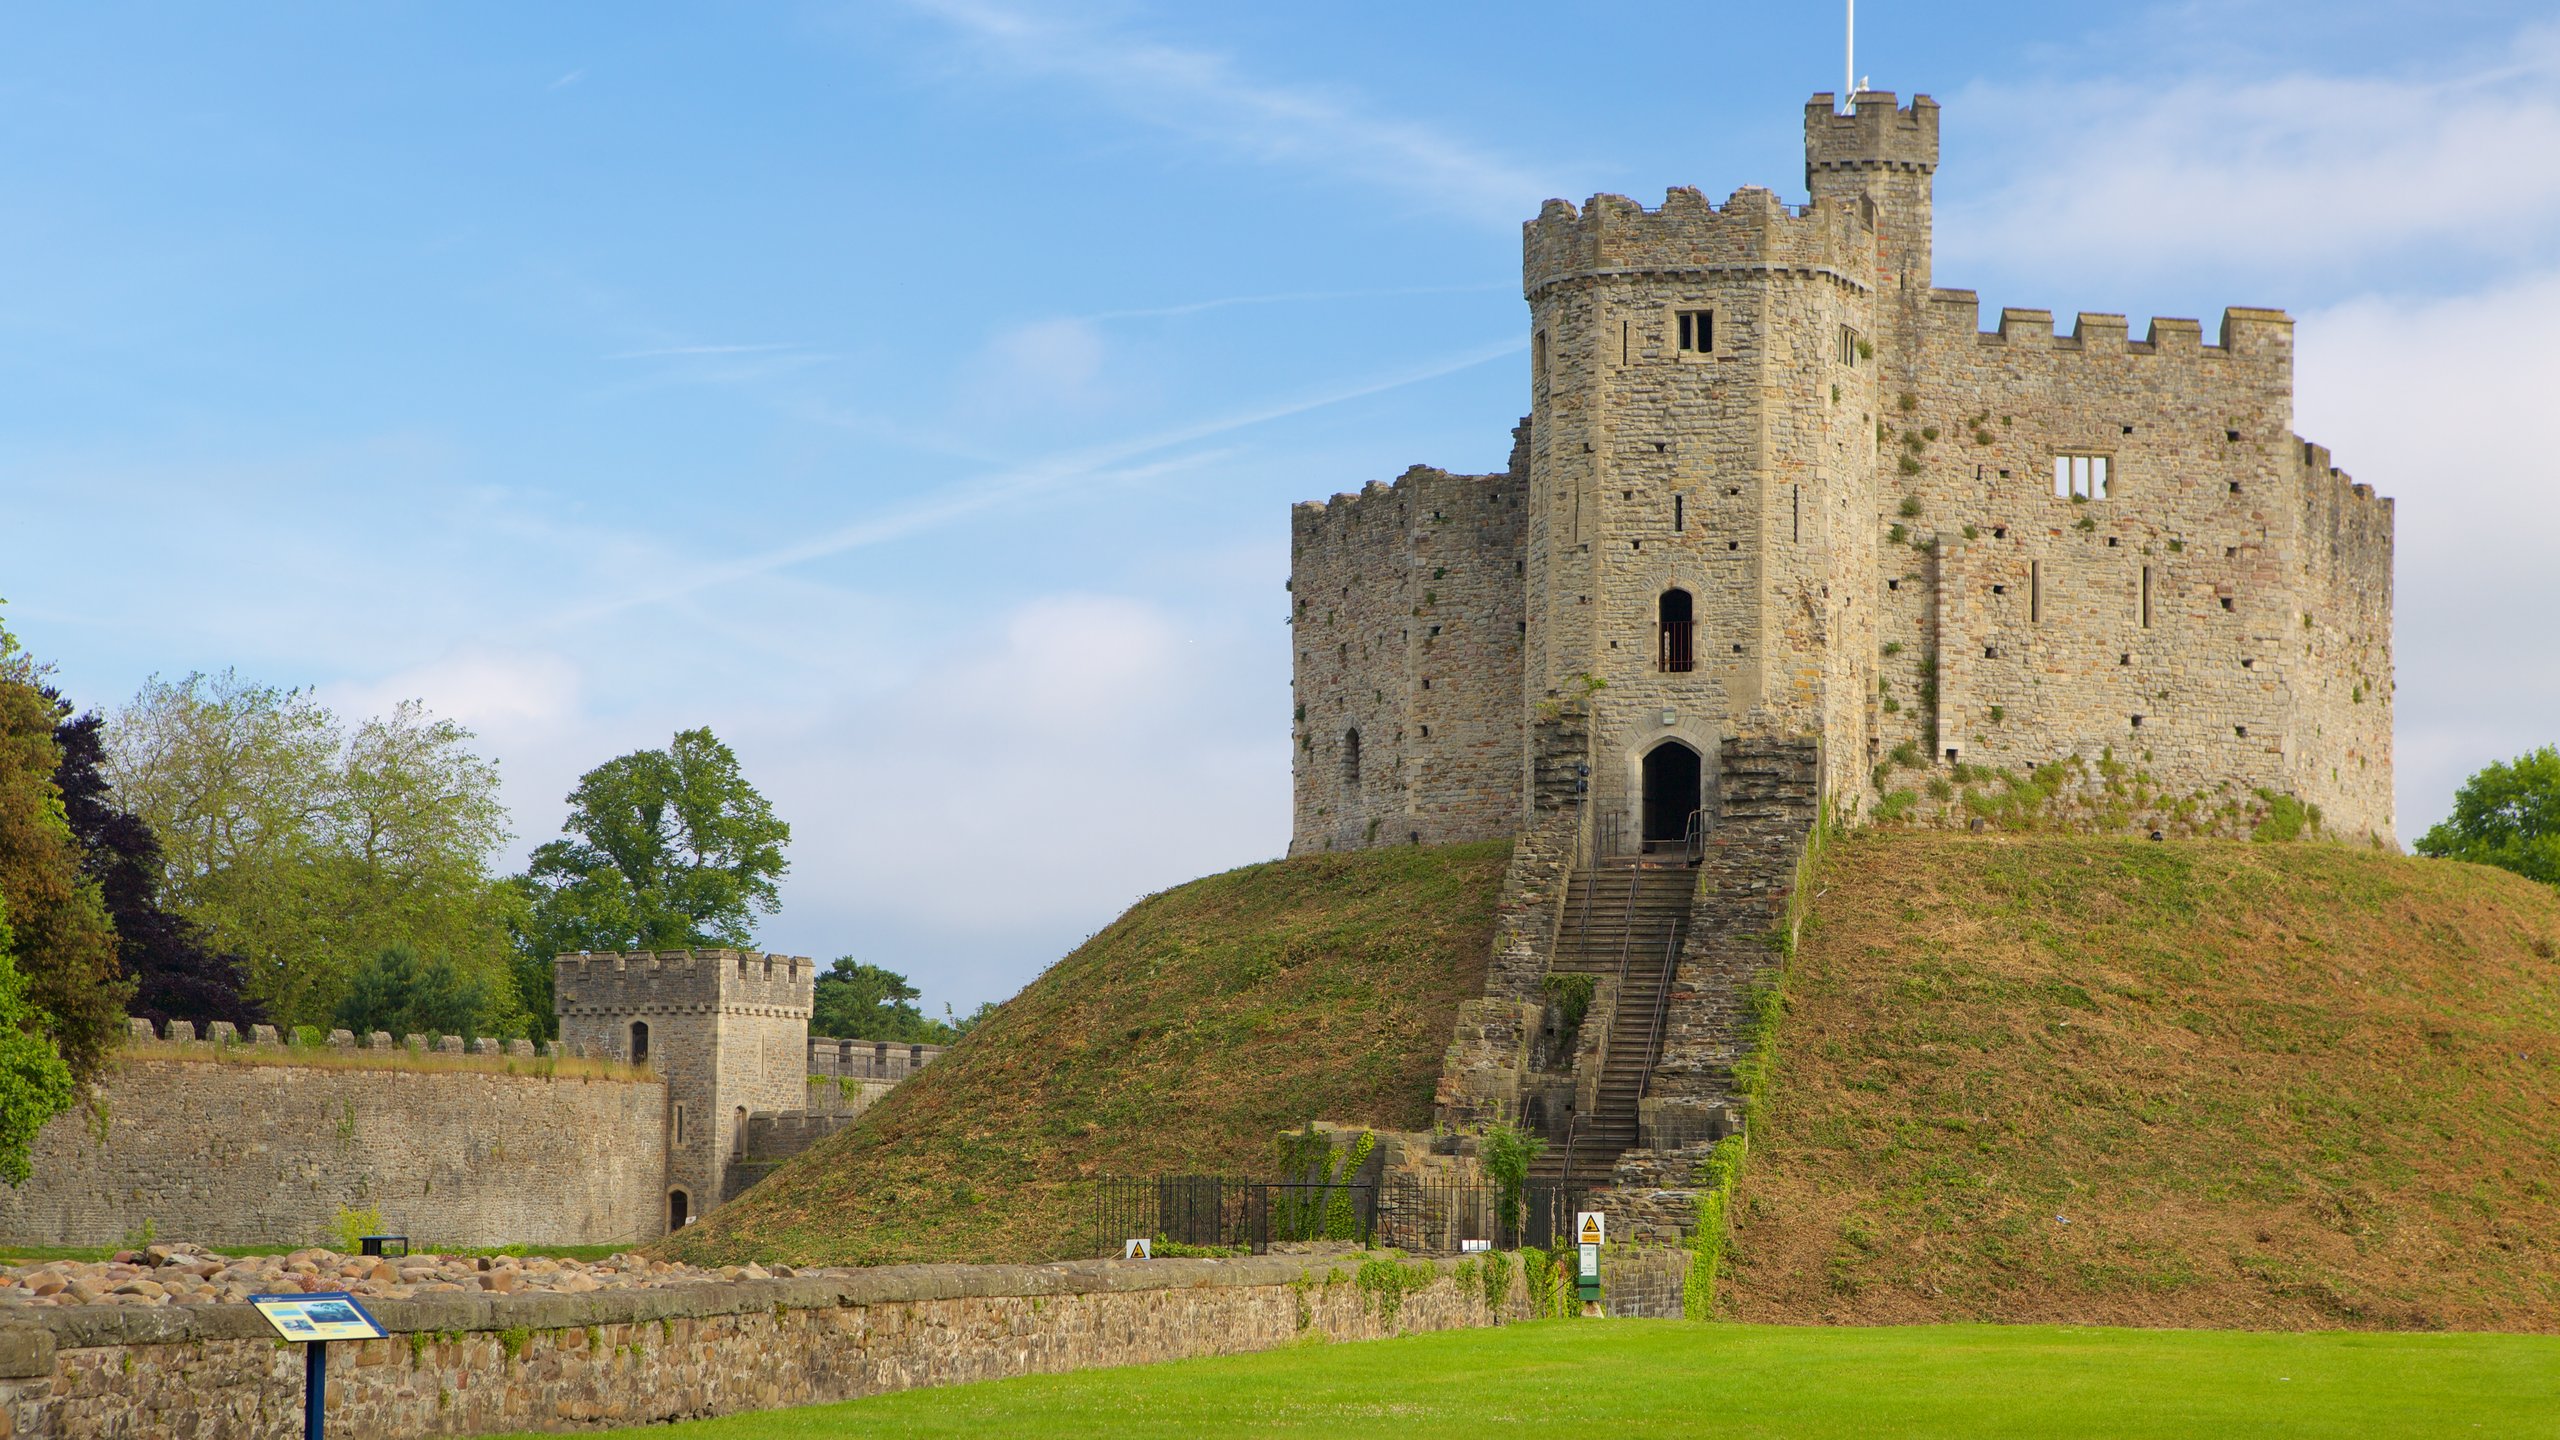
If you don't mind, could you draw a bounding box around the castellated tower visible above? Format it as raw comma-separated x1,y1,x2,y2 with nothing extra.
554,949,813,1234
1521,156,1892,838
1289,90,2394,854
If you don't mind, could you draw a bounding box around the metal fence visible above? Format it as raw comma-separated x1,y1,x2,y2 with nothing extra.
1091,1177,1586,1257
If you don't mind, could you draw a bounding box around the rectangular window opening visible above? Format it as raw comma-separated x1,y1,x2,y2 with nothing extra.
1836,324,1863,365
2140,565,2153,629
1674,494,1685,532
1621,319,1631,366
2053,453,2110,501
1792,485,1801,542
1677,309,1713,354
2030,561,2043,623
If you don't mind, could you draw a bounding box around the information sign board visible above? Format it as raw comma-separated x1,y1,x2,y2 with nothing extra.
249,1293,387,1344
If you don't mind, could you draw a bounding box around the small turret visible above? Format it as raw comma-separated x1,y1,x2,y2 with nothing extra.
1804,91,1939,304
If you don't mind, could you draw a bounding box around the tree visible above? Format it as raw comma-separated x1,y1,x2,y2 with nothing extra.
518,727,790,956
49,707,260,1030
0,619,127,1087
2416,746,2560,888
810,959,958,1042
0,891,78,1186
332,946,496,1042
104,672,517,1030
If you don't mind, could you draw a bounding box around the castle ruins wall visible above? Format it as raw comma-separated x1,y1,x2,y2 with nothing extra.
1874,297,2394,840
0,1253,1688,1437
1289,457,1527,853
0,1046,665,1251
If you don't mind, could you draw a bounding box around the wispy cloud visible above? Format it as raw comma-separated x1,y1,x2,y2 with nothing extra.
604,342,808,360
891,0,1560,224
1082,282,1510,323
1944,19,2560,285
542,334,1524,628
549,68,585,90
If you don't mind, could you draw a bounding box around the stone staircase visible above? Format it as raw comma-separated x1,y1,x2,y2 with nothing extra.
1533,865,1696,1189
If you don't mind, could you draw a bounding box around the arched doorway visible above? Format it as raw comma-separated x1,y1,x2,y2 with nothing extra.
668,1189,690,1230
1642,741,1703,850
629,1020,650,1065
1342,728,1362,788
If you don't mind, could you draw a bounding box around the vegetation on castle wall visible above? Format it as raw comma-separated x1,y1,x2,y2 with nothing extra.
1724,832,2560,1331
657,841,1511,1267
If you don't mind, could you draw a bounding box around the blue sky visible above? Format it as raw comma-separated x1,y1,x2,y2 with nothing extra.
5,2,2556,1016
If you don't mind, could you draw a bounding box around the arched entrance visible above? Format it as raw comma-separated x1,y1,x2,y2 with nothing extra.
629,1020,650,1064
668,1189,690,1230
1642,741,1703,851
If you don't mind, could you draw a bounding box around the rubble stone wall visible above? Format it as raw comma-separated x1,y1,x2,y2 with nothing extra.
0,1254,1680,1438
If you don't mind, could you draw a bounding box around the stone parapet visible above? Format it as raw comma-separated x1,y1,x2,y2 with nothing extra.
0,1253,1681,1437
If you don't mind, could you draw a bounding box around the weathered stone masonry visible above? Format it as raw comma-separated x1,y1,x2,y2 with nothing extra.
0,1051,665,1251
0,1252,1687,1438
1297,87,2395,1236
1288,91,2394,851
1,961,947,1251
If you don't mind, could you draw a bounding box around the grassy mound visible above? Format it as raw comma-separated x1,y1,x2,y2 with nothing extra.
662,841,1511,1267
1728,833,2560,1331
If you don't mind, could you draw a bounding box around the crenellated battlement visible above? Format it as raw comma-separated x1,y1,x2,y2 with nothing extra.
552,948,814,1017
1924,291,2294,368
1522,185,1875,296
1805,91,1940,175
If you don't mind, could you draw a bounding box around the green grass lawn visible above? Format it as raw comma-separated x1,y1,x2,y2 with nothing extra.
497,1320,2560,1439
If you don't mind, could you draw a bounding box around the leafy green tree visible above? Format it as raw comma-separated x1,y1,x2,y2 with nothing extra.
0,891,79,1186
50,707,260,1029
104,672,516,1029
517,727,790,957
331,946,496,1041
2416,746,2560,888
0,616,128,1089
810,959,959,1042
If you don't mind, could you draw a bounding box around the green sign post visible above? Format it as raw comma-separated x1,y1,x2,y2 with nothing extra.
1574,1211,1605,1314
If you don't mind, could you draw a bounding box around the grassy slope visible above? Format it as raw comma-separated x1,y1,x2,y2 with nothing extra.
494,1321,2560,1439
1729,833,2560,1331
662,842,1511,1267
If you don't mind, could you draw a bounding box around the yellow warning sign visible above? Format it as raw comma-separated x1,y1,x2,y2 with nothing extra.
1576,1211,1606,1246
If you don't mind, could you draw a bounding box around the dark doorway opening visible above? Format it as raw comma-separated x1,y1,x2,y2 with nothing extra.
1658,588,1694,672
668,1189,690,1230
1642,742,1703,850
629,1020,650,1065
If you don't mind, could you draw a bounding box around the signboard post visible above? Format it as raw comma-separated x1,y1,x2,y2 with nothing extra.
1573,1211,1606,1315
248,1292,389,1440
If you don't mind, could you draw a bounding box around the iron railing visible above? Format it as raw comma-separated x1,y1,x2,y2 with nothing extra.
1091,1177,1586,1257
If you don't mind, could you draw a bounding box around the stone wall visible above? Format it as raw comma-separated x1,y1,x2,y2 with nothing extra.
0,1049,665,1251
1289,449,1528,854
1878,298,2396,842
0,1252,1684,1438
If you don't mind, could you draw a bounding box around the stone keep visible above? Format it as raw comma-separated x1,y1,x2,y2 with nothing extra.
553,949,815,1226
1290,92,2394,853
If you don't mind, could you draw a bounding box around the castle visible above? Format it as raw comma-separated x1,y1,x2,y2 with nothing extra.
0,955,944,1248
1290,92,2394,858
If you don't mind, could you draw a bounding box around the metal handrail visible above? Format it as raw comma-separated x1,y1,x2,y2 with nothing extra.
1633,878,1688,1106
